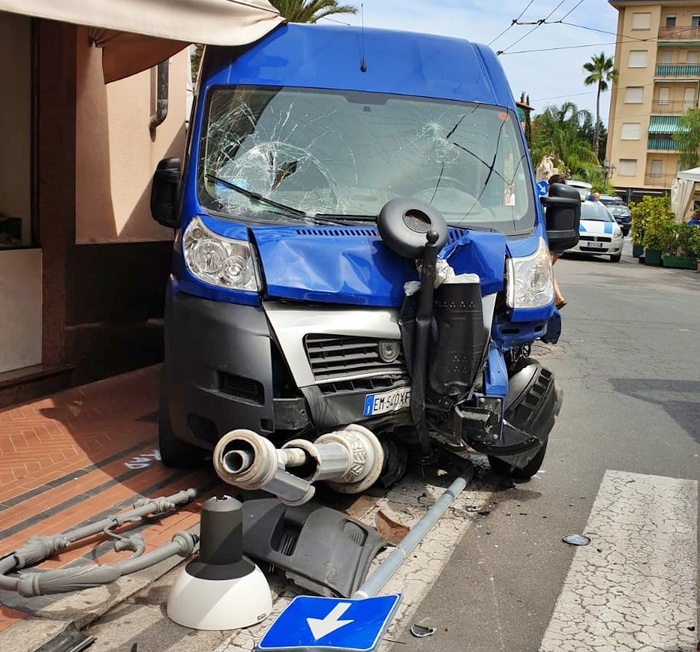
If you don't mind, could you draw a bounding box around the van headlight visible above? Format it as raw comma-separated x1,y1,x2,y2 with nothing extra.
506,238,554,309
183,216,260,292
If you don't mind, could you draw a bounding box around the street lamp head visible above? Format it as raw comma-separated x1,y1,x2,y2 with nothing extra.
597,159,616,179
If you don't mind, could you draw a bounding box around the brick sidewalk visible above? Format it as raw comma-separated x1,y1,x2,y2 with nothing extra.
0,365,225,649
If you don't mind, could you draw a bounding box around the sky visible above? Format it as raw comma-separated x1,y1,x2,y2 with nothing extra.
336,0,620,124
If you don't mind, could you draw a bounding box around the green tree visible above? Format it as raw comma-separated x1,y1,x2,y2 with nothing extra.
674,107,700,169
270,0,357,22
583,52,618,160
530,102,598,178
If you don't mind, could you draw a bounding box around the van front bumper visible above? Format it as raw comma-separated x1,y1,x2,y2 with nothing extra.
162,289,311,449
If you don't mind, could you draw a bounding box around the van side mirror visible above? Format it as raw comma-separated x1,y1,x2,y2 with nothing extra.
150,157,181,228
540,183,581,252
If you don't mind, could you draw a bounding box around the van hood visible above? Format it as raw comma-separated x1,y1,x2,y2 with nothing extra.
250,225,506,307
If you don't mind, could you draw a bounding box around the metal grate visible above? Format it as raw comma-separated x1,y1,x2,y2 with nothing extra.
304,334,407,381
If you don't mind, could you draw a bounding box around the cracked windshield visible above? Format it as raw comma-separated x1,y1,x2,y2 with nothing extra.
199,87,535,233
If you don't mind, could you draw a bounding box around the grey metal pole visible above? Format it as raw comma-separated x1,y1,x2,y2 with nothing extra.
352,468,472,599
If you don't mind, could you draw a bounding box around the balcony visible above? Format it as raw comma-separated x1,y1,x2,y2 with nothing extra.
658,26,700,40
656,64,700,77
651,100,696,114
647,138,680,151
644,172,676,187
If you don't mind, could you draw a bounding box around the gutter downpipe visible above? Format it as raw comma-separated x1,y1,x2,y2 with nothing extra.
352,468,472,599
149,60,169,133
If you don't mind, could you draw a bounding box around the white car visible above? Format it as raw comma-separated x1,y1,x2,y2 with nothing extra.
565,201,624,263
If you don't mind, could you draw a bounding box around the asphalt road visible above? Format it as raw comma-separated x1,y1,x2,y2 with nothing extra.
391,239,700,652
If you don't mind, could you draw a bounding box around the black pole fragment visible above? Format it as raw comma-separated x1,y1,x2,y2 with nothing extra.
410,230,441,464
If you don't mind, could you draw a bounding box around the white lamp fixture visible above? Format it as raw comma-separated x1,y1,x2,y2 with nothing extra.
167,496,272,630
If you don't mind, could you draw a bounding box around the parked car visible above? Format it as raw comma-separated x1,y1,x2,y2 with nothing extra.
598,194,623,207
608,204,631,236
567,179,592,201
565,201,624,262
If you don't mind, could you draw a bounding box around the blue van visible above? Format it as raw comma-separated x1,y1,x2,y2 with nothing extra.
150,23,580,490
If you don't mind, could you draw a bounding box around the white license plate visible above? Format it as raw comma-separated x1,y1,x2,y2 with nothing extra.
363,387,411,416
583,241,606,249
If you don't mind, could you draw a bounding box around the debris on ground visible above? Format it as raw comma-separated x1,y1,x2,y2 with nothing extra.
375,510,410,545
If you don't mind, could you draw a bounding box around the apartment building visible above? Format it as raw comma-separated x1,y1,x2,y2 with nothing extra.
607,0,700,200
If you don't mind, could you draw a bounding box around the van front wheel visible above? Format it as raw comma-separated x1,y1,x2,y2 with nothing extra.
158,402,206,468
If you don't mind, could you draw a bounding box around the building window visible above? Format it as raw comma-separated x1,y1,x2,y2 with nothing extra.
666,15,676,28
649,160,663,178
624,86,644,104
693,15,700,28
657,50,672,65
0,13,33,249
631,12,651,30
657,87,670,104
621,123,641,140
687,51,699,64
618,159,638,177
628,50,648,68
684,87,696,109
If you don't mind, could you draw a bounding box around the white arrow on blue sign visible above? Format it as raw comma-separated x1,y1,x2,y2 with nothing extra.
256,594,402,652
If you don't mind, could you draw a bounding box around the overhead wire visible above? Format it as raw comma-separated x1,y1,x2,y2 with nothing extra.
500,19,700,55
496,0,571,55
488,0,536,46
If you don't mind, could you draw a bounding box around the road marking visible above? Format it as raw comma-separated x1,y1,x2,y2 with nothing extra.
540,470,698,652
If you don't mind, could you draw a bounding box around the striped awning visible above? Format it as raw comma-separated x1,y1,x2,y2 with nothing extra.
648,115,687,134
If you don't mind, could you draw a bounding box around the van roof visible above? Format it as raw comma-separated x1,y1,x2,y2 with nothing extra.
202,23,516,109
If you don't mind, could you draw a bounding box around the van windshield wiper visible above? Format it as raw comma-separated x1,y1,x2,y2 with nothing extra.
206,173,307,217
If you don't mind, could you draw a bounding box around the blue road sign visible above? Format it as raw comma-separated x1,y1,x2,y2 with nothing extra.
256,594,402,652
537,180,549,197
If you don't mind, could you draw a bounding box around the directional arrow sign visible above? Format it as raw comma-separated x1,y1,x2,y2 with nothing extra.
307,602,353,639
257,594,402,652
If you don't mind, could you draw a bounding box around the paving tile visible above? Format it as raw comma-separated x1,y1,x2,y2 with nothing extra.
0,365,220,641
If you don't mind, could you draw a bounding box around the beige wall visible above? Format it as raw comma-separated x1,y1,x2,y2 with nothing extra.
0,249,42,373
75,28,188,243
0,12,32,246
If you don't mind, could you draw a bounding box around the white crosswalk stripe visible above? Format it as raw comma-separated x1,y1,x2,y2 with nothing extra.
540,470,698,652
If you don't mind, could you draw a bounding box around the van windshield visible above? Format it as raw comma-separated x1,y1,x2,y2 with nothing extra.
199,87,535,234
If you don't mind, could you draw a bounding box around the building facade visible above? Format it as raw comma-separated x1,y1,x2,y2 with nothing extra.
607,0,700,201
0,13,189,407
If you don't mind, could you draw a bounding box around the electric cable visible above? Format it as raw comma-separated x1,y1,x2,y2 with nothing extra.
488,0,536,46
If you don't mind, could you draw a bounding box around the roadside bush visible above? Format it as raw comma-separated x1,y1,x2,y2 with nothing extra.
667,222,700,258
629,196,675,251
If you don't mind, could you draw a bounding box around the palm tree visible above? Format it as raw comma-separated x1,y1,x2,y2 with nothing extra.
531,102,598,178
583,52,618,161
270,0,357,23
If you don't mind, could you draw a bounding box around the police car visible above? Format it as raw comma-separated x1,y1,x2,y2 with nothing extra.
565,201,624,263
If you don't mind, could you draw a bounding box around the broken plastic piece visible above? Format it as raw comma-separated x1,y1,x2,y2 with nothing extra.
241,498,386,597
562,534,591,546
410,623,437,638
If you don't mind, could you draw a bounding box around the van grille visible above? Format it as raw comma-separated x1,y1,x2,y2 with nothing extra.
304,334,407,381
